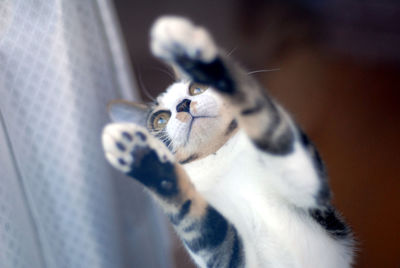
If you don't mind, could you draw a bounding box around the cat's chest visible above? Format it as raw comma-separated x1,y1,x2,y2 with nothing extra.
183,130,283,223
183,130,266,192
184,128,297,196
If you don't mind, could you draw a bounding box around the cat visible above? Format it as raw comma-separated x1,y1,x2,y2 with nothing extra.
102,16,354,268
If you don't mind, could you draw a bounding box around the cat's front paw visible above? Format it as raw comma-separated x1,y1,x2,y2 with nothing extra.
102,123,174,174
151,16,217,63
102,123,178,195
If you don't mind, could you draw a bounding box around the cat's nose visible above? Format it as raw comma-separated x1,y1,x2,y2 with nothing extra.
176,99,191,113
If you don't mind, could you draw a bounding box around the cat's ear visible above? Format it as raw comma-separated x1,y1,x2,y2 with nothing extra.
107,100,150,127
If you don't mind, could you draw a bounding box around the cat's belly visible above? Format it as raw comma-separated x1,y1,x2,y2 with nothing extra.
203,182,348,267
184,131,350,268
193,168,349,268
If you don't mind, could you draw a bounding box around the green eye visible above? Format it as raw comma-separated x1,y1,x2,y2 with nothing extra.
151,111,171,131
189,83,208,96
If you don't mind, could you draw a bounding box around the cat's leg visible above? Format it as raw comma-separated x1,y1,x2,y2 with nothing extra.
150,17,330,209
102,123,245,268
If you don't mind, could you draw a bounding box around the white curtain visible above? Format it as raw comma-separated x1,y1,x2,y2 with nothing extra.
0,1,172,267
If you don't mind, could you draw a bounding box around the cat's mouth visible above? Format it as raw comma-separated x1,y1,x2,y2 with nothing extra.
185,115,217,145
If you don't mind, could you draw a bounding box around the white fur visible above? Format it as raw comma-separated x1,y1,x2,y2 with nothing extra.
184,131,353,268
151,16,217,63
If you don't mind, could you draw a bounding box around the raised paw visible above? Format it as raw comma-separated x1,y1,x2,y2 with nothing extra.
150,16,217,63
102,123,174,174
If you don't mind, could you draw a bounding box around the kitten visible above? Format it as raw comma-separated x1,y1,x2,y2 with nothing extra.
102,16,354,268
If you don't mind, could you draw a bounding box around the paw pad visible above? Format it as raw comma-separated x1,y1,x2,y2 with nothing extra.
122,131,133,141
116,142,126,151
102,123,174,173
135,131,147,141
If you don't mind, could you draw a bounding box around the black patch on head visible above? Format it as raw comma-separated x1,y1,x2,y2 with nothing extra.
179,154,199,164
225,119,238,136
127,145,178,197
175,56,236,95
310,207,351,239
184,206,228,253
169,200,192,226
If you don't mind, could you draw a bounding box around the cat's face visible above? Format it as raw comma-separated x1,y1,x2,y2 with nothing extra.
147,81,237,163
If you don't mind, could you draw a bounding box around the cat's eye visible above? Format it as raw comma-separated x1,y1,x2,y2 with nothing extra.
151,111,171,131
189,83,208,96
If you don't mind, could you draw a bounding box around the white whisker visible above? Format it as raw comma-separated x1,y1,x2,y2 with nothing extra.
247,68,281,75
138,69,156,101
148,66,175,80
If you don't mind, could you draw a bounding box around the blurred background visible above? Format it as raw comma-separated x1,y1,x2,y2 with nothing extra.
112,0,400,267
0,0,399,268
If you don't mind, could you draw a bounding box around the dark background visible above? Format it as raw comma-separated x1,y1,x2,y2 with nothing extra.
112,0,400,267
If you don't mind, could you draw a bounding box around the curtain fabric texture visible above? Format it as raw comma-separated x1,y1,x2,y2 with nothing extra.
0,1,172,267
